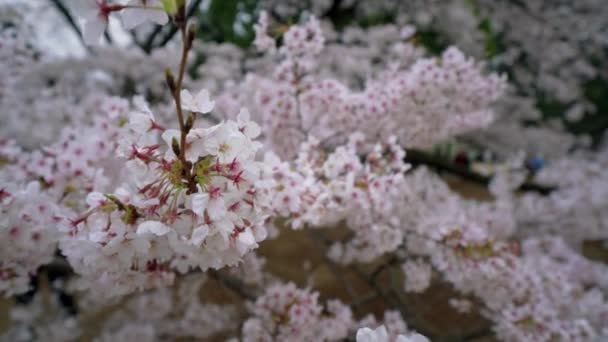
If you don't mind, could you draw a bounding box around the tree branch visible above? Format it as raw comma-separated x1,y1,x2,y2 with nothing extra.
141,0,204,54
208,269,257,301
49,0,90,51
404,149,556,195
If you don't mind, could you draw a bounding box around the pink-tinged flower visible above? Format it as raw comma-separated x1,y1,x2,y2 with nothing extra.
253,11,275,52
191,188,226,221
203,123,252,163
356,326,389,342
181,89,215,114
121,0,168,30
190,225,209,246
356,326,428,342
236,108,261,139
234,227,256,254
136,221,171,236
73,0,125,45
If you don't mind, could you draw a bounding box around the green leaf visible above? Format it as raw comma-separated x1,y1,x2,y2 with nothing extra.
160,0,177,15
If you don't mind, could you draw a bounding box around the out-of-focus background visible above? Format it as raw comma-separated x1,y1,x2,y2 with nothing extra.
2,0,608,340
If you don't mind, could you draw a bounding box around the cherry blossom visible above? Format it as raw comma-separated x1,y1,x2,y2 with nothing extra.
356,326,429,342
2,2,608,341
72,0,124,45
180,89,215,114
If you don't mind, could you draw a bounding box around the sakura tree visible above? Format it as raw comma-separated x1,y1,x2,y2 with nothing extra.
1,0,608,341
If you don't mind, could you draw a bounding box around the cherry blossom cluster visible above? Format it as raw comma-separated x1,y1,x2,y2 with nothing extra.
241,282,353,341
255,128,608,339
391,0,605,156
400,170,608,341
474,0,607,106
241,281,427,341
60,94,269,297
2,1,608,341
0,26,182,148
94,274,238,341
0,181,64,296
357,326,429,342
0,97,128,296
515,144,608,244
0,288,81,342
315,24,424,86
215,14,506,158
263,0,607,111
257,133,412,263
257,0,604,161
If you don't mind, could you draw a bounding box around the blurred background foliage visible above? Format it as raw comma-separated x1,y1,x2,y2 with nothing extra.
189,0,608,146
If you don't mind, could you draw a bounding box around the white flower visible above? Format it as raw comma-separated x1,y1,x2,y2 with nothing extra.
190,225,209,246
86,192,107,207
235,228,256,254
237,108,261,139
356,326,428,342
203,123,252,163
181,89,215,114
129,98,160,134
356,326,389,342
136,221,171,236
73,0,112,45
191,191,226,221
401,259,432,293
397,333,430,342
253,11,275,52
121,0,168,30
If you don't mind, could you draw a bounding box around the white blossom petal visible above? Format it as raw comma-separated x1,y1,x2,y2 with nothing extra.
136,221,171,236
191,225,209,246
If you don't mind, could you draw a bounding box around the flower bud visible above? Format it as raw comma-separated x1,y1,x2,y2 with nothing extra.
184,113,194,133
171,137,181,157
185,25,197,50
165,68,176,93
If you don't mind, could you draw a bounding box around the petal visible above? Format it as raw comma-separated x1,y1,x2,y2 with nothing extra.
191,225,209,245
86,192,106,207
408,333,430,342
147,10,169,26
71,0,98,19
237,108,251,121
355,328,374,342
214,218,234,241
245,121,261,139
195,89,215,113
191,193,209,215
83,18,107,45
161,129,180,156
121,8,147,30
208,197,226,220
137,221,171,236
133,238,151,254
180,89,195,112
238,229,255,246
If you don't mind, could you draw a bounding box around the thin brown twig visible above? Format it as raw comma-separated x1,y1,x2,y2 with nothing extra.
174,28,189,161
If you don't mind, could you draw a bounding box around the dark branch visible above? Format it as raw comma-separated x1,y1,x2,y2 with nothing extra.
208,269,257,301
49,0,89,51
141,0,204,54
404,149,556,195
